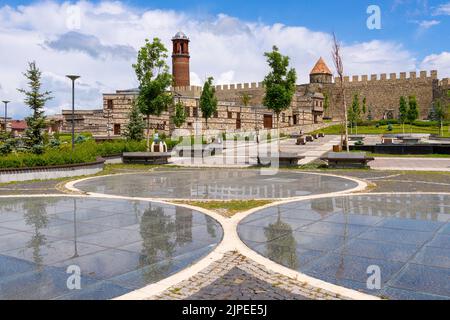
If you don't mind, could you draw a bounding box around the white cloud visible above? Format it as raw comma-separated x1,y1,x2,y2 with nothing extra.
420,52,450,77
417,19,441,29
434,2,450,15
0,1,448,119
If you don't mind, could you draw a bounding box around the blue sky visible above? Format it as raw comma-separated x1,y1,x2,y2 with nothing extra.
0,0,449,118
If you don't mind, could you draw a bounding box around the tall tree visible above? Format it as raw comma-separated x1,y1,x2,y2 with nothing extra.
431,100,446,136
407,95,419,132
171,101,187,128
262,46,297,131
199,77,218,129
123,102,145,141
17,61,53,154
133,38,172,151
349,93,361,134
399,96,408,134
332,33,349,151
323,92,330,117
362,97,367,115
240,93,251,107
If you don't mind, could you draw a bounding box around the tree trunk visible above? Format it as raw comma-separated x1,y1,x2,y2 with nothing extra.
146,116,150,152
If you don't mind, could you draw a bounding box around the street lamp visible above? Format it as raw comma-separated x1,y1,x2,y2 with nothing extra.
66,75,80,151
2,101,10,132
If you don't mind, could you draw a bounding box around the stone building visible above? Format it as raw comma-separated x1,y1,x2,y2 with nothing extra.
59,31,449,137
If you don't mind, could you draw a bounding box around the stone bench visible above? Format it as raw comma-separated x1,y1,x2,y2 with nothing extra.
122,152,171,165
318,133,325,138
257,153,305,167
174,144,221,158
296,137,306,145
320,152,374,169
305,136,314,142
349,136,365,142
312,134,319,139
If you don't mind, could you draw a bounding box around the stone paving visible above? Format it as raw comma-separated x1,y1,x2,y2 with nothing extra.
151,251,346,300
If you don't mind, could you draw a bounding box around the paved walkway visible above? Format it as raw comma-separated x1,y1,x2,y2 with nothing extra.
150,252,346,300
170,135,339,167
370,157,450,172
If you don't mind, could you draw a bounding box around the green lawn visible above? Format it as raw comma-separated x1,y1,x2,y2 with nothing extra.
313,124,450,137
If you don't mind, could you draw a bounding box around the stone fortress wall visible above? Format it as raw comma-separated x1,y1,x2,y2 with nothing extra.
323,70,445,120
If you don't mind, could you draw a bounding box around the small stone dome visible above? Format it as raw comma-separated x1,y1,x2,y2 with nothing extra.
172,31,189,40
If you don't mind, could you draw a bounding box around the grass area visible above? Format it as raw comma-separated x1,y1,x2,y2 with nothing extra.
312,124,450,137
173,200,274,217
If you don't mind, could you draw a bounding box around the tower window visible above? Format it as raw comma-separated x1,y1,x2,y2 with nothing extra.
228,111,233,119
107,99,113,110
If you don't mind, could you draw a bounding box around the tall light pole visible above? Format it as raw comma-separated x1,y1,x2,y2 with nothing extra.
66,75,80,151
2,101,10,132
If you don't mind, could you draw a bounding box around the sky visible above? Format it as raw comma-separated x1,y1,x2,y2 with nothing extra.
0,0,449,119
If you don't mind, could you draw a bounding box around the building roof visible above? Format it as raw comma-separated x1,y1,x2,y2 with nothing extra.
10,120,27,130
310,57,332,75
172,31,189,40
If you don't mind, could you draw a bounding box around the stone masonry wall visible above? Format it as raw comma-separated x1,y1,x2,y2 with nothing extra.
323,70,439,120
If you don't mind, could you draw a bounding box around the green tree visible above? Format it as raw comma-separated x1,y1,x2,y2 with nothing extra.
431,100,446,136
123,102,145,141
133,38,172,151
349,93,361,134
199,77,218,129
171,101,187,128
367,107,373,121
399,96,408,134
262,46,297,130
323,92,330,116
407,95,419,132
17,61,53,154
362,97,367,115
240,93,251,107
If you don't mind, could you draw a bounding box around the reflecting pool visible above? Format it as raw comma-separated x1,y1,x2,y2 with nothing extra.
0,197,222,300
74,169,359,200
238,194,450,300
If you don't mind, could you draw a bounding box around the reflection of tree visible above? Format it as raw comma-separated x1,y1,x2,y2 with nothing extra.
139,204,176,281
264,207,298,269
175,206,192,244
22,198,51,270
205,216,217,239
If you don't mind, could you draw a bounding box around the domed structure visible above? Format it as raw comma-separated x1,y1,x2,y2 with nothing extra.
172,31,190,87
309,57,333,84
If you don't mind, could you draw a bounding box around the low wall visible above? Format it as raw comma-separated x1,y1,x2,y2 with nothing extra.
351,144,450,155
0,159,105,183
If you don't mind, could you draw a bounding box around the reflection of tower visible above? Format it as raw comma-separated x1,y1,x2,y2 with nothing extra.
310,197,334,218
175,206,193,244
172,31,190,87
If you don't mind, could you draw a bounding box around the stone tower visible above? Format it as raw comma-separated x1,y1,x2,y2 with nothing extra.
172,31,190,87
310,57,333,84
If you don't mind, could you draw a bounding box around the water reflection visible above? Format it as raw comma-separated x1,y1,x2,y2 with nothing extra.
74,170,359,200
264,207,298,270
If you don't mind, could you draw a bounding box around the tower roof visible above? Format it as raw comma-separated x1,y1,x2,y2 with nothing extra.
310,57,332,75
172,31,189,40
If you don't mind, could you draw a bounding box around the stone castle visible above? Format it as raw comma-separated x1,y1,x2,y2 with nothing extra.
59,31,450,136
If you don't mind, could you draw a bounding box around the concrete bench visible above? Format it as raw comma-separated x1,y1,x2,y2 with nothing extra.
257,153,305,167
174,144,221,158
122,152,171,165
305,136,314,142
320,152,374,169
349,136,365,142
382,138,396,145
318,133,325,138
312,134,319,139
399,137,421,145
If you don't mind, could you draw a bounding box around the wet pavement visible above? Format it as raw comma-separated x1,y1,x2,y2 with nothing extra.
73,169,359,200
238,194,450,300
0,197,222,300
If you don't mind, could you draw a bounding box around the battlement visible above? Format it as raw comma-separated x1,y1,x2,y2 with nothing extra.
334,70,438,84
440,78,449,87
174,82,266,94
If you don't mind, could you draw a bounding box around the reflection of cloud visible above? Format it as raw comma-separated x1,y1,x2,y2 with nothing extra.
45,31,136,60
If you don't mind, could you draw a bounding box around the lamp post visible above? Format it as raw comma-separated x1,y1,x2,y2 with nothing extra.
66,75,80,151
2,101,10,132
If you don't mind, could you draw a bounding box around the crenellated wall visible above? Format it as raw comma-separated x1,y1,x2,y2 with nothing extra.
324,70,439,120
